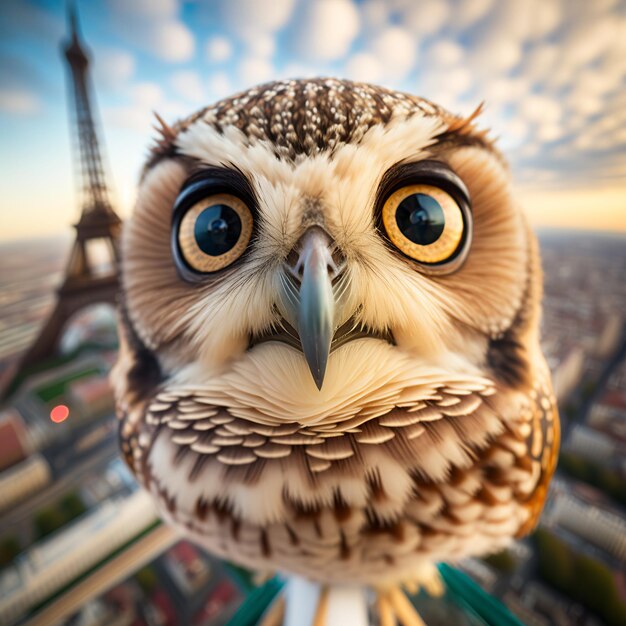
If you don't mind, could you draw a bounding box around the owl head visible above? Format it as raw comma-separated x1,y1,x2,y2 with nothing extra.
112,80,555,578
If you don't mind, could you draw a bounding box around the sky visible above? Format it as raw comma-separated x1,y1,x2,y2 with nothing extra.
0,0,625,241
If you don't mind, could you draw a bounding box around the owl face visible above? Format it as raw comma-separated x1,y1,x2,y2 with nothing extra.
123,80,531,396
114,79,556,584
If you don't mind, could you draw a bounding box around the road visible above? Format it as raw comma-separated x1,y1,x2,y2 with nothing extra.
561,321,626,440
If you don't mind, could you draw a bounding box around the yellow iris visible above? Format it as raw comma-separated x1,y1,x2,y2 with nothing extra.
381,184,464,264
178,193,253,273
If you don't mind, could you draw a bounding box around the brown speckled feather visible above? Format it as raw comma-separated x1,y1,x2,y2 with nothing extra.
113,78,559,587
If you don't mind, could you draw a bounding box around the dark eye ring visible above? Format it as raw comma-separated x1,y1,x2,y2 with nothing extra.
177,194,253,273
382,184,464,265
377,160,473,274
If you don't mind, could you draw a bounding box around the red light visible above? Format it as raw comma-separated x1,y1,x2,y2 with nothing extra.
50,405,70,423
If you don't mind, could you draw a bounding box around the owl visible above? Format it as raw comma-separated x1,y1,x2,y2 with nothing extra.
112,79,559,622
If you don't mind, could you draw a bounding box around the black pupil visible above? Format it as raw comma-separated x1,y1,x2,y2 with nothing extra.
395,193,445,245
194,204,242,256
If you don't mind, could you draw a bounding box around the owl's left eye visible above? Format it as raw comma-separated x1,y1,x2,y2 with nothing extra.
176,194,253,273
382,184,465,265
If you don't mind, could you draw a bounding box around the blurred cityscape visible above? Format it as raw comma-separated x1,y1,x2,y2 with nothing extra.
0,229,625,626
1,7,626,625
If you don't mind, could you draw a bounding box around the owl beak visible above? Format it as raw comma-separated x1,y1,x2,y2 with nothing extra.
286,227,339,390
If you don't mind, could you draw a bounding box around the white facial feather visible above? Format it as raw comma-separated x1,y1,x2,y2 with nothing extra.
125,110,528,410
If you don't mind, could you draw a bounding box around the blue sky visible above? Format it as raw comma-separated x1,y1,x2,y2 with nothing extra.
1,0,625,240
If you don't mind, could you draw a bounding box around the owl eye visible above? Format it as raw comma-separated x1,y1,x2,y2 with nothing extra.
177,193,253,273
381,184,466,265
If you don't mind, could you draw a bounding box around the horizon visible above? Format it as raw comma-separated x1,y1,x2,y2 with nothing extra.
0,0,625,241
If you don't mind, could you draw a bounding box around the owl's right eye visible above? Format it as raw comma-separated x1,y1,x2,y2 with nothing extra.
176,194,253,273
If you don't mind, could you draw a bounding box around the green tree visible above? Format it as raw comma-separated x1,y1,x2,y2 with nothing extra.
482,549,517,573
0,535,21,567
135,566,158,594
534,528,572,590
34,508,66,539
60,492,86,521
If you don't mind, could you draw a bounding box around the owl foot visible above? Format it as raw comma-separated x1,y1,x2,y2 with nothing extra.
399,562,445,598
376,587,428,626
260,575,436,626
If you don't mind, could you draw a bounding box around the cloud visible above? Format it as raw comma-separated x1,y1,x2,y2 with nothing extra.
404,0,450,35
536,123,565,143
130,82,164,107
482,77,529,106
108,0,194,62
238,58,274,88
523,44,558,85
206,36,233,64
247,34,276,59
519,94,562,125
291,0,360,62
208,72,233,100
471,34,522,73
0,88,41,115
371,26,417,81
562,17,617,69
94,49,135,90
139,20,195,62
448,0,494,29
425,40,464,67
220,0,295,38
103,79,189,136
108,0,178,19
344,52,384,83
0,0,63,43
360,0,390,34
530,0,562,39
169,70,205,103
419,66,472,109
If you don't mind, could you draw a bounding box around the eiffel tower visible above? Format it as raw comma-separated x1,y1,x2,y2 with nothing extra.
9,5,121,386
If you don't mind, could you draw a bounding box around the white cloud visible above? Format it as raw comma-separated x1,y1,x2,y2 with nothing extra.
108,0,178,19
471,35,522,73
519,94,562,125
238,57,273,87
108,1,194,63
208,72,233,100
561,17,616,69
371,26,417,80
404,0,450,36
478,1,533,43
220,0,295,37
206,36,233,64
536,123,565,143
575,69,617,98
425,40,464,67
141,21,195,62
94,49,135,90
483,77,529,106
131,82,164,107
277,63,321,80
421,66,472,102
245,33,276,59
531,0,562,39
449,0,494,29
0,88,40,115
567,91,603,118
523,44,558,85
498,117,530,149
360,0,390,34
103,80,187,135
291,0,360,62
344,52,384,83
170,70,205,103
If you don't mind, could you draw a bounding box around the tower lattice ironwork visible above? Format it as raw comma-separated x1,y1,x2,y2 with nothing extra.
9,5,122,384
